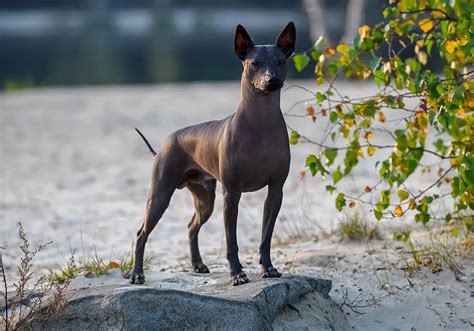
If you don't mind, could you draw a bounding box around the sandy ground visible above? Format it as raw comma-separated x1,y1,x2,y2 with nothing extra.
1,81,473,330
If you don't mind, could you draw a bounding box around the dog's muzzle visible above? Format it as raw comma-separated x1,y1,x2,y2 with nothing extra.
263,80,283,92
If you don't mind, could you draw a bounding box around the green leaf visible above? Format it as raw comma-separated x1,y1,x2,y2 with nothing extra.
333,166,343,184
325,185,336,194
374,210,383,221
327,64,338,76
289,130,300,145
316,92,326,103
335,193,346,211
397,189,410,201
293,54,310,72
306,155,328,177
329,111,338,123
305,154,318,167
325,149,338,166
380,190,391,210
370,57,381,72
414,211,430,225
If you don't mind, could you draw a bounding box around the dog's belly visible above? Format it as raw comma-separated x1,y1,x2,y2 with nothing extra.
241,180,269,192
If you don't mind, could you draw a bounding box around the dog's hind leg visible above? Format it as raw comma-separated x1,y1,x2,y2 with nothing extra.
130,154,183,284
187,179,216,273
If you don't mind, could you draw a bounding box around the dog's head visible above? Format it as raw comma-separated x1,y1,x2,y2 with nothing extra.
235,22,296,94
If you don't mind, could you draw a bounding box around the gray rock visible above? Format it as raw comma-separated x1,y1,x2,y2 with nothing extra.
29,274,347,330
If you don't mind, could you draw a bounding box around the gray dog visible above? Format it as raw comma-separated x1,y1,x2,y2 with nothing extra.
131,22,296,286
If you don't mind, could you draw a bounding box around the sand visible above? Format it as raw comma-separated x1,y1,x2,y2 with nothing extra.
1,81,472,330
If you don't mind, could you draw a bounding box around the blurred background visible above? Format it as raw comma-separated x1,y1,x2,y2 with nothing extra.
0,0,386,88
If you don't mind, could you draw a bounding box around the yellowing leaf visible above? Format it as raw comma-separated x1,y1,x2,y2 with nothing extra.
397,189,410,202
417,51,428,65
419,19,434,33
340,125,350,138
367,145,376,156
364,131,373,140
377,112,386,122
358,25,370,39
458,35,468,46
306,105,315,116
445,40,457,54
108,261,120,269
299,170,307,181
416,40,425,48
326,47,336,55
450,158,457,167
431,10,445,19
458,107,465,115
415,110,428,119
394,205,404,217
356,148,364,158
408,200,416,210
344,118,355,127
397,2,407,11
468,100,474,108
336,43,350,54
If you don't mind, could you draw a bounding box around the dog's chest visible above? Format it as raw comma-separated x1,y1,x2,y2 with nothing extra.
225,127,290,191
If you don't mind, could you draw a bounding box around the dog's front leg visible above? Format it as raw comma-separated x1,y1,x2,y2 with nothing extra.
259,184,283,278
223,190,249,286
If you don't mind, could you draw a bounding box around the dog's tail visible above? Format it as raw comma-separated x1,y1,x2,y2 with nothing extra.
135,128,157,156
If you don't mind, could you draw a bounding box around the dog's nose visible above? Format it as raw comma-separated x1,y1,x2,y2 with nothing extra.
268,77,280,84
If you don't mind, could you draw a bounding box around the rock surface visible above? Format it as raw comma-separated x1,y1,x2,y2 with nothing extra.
30,274,348,330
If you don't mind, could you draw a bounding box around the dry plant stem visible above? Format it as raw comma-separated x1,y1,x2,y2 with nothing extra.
1,252,9,331
1,223,68,331
337,288,381,315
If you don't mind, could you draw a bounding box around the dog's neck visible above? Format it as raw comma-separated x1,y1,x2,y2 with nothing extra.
236,80,282,129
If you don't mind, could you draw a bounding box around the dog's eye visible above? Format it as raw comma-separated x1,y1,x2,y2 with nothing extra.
278,59,286,65
251,61,261,66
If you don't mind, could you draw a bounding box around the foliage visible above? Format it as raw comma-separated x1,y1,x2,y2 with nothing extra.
290,0,473,234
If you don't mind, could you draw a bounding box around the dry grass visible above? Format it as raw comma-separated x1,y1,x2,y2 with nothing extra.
397,229,466,280
337,213,380,241
1,223,69,330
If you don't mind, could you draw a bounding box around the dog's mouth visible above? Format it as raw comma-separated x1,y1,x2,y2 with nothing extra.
260,81,283,92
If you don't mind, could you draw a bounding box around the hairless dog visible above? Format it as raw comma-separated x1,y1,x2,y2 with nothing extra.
131,22,296,286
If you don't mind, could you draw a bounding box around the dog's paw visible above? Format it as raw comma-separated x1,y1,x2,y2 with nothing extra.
261,266,282,278
193,262,210,273
130,272,145,284
231,272,250,286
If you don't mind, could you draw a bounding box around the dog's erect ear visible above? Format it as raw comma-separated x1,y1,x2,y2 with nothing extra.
234,24,254,61
276,22,296,58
